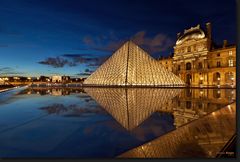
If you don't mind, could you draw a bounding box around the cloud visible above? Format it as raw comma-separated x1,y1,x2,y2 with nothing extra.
62,54,109,67
84,68,95,73
92,40,126,52
0,67,24,76
76,68,94,76
131,31,174,54
38,53,110,69
75,68,96,76
38,57,74,68
82,32,127,53
75,72,91,76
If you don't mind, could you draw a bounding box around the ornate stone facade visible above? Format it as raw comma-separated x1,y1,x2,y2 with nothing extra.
158,23,236,87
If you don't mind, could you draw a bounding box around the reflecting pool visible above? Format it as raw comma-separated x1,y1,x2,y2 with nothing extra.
0,87,236,158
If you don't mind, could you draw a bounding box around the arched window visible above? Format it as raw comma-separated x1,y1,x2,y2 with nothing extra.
186,62,192,70
213,72,221,82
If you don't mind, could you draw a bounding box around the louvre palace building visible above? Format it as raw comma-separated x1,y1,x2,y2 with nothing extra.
158,22,236,87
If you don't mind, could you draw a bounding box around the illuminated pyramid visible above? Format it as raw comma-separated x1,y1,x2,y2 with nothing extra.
83,41,185,87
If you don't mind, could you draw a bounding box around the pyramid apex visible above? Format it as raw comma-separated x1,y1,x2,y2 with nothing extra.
123,39,134,45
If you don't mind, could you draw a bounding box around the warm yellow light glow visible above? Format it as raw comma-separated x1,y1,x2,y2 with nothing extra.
84,41,185,87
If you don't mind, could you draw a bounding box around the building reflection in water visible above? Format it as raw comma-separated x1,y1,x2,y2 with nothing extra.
119,103,236,158
23,87,235,131
173,88,235,128
84,88,235,130
20,87,85,96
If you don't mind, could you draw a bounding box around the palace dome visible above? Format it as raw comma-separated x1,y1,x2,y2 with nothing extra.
176,25,205,45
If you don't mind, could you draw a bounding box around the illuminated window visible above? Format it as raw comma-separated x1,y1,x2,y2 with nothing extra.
229,59,233,67
229,51,232,56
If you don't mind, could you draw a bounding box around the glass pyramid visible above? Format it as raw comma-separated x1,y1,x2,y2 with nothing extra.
84,41,185,87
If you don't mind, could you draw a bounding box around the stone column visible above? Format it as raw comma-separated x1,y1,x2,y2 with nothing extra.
220,72,225,86
208,73,213,86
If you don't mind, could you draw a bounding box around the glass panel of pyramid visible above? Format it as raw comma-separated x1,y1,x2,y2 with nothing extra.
84,41,185,86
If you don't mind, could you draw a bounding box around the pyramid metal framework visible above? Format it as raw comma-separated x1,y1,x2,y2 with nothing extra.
84,88,182,130
83,41,185,87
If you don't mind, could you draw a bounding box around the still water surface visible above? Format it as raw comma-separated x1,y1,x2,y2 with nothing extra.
0,87,235,158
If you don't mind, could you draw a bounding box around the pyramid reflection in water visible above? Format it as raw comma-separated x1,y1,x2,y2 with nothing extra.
83,41,185,87
84,88,182,130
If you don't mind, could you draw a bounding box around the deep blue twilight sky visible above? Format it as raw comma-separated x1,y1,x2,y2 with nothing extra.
0,0,236,77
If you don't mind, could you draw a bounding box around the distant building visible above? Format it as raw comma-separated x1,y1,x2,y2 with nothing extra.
62,76,71,83
158,22,236,87
51,75,62,83
0,78,4,85
38,76,50,82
